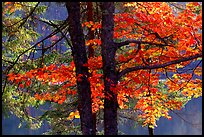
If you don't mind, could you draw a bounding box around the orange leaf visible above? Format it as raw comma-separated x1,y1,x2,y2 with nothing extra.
7,72,15,82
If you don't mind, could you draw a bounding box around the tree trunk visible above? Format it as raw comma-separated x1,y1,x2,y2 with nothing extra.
66,2,95,135
87,2,97,134
100,2,118,135
148,126,154,135
87,2,95,58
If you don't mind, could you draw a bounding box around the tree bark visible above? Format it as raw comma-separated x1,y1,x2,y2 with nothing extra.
100,2,118,135
66,2,95,135
87,2,97,134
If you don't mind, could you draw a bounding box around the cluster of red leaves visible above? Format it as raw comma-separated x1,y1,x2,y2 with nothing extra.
2,2,15,14
85,39,101,47
7,57,105,110
82,21,101,31
8,62,76,104
115,2,202,65
86,56,104,112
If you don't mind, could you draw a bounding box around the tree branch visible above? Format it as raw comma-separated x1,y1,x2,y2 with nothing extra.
114,40,172,49
118,53,202,79
35,17,73,49
5,27,61,75
168,2,186,11
7,2,40,28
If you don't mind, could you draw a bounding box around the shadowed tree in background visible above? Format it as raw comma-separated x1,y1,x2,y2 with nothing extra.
66,2,95,135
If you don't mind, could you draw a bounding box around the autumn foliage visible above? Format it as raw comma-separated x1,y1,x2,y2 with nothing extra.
6,2,202,130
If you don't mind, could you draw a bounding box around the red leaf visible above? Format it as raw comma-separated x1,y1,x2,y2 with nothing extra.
19,84,24,88
26,80,31,87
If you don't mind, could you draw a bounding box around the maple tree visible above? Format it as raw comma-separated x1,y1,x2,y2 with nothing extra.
4,2,202,135
112,2,202,132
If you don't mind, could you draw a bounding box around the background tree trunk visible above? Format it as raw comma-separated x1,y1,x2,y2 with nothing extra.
87,2,95,58
87,2,97,134
148,126,154,135
66,2,95,135
100,2,118,135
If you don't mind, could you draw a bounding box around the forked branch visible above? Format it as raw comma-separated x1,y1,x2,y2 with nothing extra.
118,53,202,79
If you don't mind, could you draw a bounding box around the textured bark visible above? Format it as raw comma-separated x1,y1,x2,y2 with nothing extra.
66,2,95,135
100,2,118,135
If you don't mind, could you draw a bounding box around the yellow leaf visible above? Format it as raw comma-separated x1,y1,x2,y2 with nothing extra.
67,112,75,120
14,3,22,9
67,110,80,120
164,22,166,26
75,114,80,119
99,105,104,109
149,125,155,129
88,69,92,73
176,64,183,68
172,74,178,78
69,112,75,116
74,110,80,119
51,78,57,83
